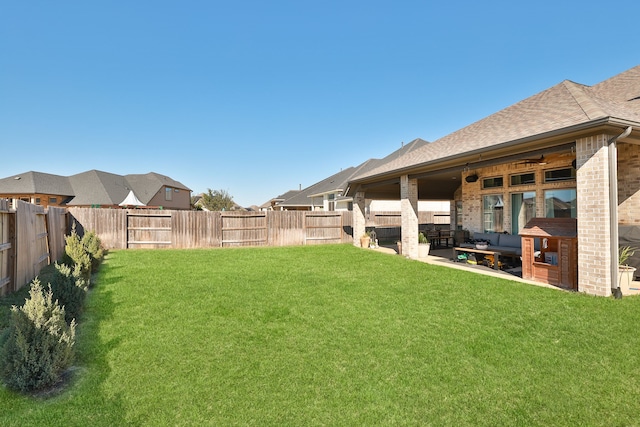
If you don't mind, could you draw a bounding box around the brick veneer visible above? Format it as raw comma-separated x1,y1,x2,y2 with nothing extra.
618,142,640,224
459,150,577,234
353,190,366,247
576,135,613,296
400,175,419,259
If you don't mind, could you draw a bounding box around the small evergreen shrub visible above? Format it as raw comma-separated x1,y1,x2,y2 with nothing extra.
81,230,104,273
49,262,88,324
63,224,92,284
1,279,76,393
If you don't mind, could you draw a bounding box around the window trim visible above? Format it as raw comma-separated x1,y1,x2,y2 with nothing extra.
509,172,536,186
543,167,576,183
482,176,504,189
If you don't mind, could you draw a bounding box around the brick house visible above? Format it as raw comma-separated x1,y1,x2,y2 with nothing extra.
0,170,192,210
347,65,640,296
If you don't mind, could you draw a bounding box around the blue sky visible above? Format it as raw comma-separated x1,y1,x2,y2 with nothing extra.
2,1,639,207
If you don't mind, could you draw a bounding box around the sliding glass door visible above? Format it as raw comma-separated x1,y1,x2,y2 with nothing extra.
511,192,536,235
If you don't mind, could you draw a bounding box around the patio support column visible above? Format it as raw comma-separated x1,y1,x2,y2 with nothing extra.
400,175,419,259
576,134,615,296
353,189,366,247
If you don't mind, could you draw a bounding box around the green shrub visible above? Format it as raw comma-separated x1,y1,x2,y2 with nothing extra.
81,230,104,273
1,279,76,393
49,262,88,324
63,224,92,283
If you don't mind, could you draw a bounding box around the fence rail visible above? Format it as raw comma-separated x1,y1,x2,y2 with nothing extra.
68,208,354,249
0,199,67,295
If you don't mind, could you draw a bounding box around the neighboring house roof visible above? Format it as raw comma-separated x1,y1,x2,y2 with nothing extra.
277,138,432,208
351,66,640,182
0,171,75,196
0,169,191,206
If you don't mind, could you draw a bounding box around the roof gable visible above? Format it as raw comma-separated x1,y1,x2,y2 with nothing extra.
125,172,191,204
68,170,129,206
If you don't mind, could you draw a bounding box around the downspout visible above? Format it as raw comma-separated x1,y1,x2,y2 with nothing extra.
609,126,633,294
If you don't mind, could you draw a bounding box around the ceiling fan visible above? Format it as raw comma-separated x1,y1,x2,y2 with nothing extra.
516,155,547,166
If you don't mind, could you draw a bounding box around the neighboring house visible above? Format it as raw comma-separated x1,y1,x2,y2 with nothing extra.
259,190,301,211
0,170,192,210
276,138,432,211
348,65,640,297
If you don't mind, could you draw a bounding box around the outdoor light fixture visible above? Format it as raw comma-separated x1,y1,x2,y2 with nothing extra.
465,174,479,183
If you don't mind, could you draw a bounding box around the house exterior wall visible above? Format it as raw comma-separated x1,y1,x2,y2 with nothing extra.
576,134,614,296
400,175,419,258
0,193,69,208
459,151,576,236
146,186,192,210
353,191,366,247
618,142,640,225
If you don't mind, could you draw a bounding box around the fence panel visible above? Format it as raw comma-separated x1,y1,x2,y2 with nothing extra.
14,200,49,290
68,208,127,249
67,208,354,249
47,206,68,262
304,212,343,245
268,211,305,246
221,212,267,247
172,210,221,248
0,200,14,295
127,211,172,249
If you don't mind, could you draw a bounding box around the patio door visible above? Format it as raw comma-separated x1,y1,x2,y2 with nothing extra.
511,192,536,235
483,195,504,233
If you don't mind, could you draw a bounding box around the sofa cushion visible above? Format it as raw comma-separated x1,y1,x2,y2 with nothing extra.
473,232,500,246
498,234,521,248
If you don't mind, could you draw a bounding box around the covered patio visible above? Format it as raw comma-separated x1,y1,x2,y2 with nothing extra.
348,65,640,296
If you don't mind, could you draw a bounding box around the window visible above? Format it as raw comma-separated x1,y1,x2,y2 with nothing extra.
327,194,335,211
511,192,535,234
483,195,504,233
545,189,576,218
483,177,503,189
49,197,57,204
165,187,173,201
510,173,535,186
35,198,41,205
544,168,575,183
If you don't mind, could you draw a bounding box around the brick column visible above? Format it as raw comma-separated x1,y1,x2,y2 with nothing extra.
576,134,614,296
353,190,366,247
400,175,419,258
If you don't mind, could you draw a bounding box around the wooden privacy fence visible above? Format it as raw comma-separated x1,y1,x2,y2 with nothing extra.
0,199,68,295
368,210,451,240
68,208,353,249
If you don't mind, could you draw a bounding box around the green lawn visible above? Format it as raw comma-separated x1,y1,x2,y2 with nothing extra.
1,244,640,426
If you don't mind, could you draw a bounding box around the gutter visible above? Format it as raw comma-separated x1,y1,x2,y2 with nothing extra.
609,126,633,295
348,117,640,190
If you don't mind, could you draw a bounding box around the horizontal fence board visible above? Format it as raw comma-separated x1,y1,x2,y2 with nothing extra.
68,208,354,249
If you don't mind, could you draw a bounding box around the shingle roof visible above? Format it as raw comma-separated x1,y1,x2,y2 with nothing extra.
0,169,190,206
277,138,431,207
0,171,74,196
123,172,190,205
352,65,640,181
68,170,130,206
279,167,359,207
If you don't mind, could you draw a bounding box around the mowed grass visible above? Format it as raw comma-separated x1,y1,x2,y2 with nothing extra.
1,244,640,426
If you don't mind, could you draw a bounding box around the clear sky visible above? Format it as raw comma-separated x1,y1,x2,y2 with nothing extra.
2,1,639,207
